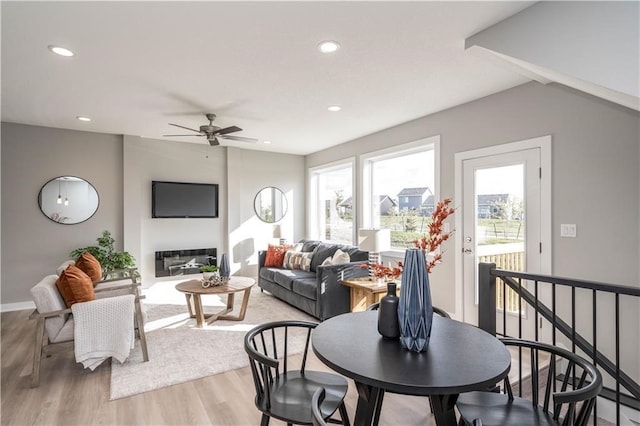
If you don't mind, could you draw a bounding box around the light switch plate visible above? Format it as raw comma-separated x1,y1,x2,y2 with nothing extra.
560,224,577,237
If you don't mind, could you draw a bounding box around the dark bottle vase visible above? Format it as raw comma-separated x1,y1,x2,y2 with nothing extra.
219,253,230,278
398,248,434,352
378,282,400,340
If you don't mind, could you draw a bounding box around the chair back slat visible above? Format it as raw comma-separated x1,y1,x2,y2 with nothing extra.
498,338,603,426
301,328,312,373
531,347,539,405
542,353,555,411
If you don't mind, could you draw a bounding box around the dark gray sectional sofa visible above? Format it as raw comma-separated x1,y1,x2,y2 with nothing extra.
258,239,369,320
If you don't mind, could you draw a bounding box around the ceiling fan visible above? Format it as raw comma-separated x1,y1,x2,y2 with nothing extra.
164,113,257,146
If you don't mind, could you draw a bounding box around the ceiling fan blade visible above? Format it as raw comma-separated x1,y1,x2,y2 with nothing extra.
215,125,242,135
208,137,220,146
219,135,258,143
168,123,202,133
163,134,205,137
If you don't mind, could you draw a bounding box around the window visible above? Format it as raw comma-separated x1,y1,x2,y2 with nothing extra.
309,160,354,245
362,137,438,250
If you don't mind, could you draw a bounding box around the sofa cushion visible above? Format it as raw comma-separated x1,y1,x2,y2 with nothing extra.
301,240,321,253
74,252,103,282
282,251,313,271
55,265,95,308
273,269,315,291
259,267,279,282
341,245,369,262
310,243,341,272
264,244,292,267
292,277,318,300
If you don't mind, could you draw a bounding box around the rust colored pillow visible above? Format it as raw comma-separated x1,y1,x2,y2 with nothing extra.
264,244,292,267
74,252,103,282
55,265,95,308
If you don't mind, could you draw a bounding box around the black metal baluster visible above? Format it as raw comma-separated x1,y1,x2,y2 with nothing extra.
534,280,539,342
615,293,620,426
592,289,597,426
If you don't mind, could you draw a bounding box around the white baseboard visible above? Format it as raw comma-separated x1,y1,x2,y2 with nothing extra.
1,301,35,313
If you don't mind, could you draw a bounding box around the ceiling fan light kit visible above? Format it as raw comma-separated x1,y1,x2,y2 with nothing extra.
164,113,258,147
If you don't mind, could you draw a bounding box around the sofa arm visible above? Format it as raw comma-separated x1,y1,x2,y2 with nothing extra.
315,261,369,320
258,251,267,269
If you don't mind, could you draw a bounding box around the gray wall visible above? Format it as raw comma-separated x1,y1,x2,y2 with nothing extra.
1,123,123,306
307,81,639,310
307,81,640,385
1,125,306,306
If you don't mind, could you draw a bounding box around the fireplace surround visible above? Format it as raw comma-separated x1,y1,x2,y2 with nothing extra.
155,248,217,277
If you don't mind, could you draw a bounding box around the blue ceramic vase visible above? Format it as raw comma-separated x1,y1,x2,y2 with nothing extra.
219,253,230,278
398,248,434,352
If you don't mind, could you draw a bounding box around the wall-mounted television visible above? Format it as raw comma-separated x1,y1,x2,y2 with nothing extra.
152,181,219,218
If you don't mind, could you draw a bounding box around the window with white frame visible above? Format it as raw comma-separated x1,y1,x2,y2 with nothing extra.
309,161,354,245
362,137,438,250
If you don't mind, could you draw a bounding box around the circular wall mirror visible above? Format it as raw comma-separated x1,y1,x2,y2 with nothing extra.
38,176,99,224
254,186,287,223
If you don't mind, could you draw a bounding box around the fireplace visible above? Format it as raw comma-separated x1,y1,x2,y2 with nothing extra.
154,248,217,277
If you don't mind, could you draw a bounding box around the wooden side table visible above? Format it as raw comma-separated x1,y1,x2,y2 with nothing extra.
341,277,400,312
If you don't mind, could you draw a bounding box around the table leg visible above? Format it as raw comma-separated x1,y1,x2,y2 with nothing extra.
184,294,195,317
192,294,205,328
353,381,383,426
430,394,459,426
217,288,252,321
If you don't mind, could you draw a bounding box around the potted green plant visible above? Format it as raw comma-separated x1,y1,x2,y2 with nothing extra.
70,230,137,279
199,264,219,280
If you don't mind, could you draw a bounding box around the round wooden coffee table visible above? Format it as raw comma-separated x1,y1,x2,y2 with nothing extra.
175,276,255,328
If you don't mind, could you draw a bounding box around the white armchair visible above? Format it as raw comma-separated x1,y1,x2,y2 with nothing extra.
29,272,148,387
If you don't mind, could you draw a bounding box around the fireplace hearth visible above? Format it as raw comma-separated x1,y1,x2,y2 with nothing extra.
155,248,217,277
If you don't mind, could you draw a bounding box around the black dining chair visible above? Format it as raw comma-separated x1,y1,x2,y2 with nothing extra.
456,338,602,426
312,387,328,426
244,320,350,426
366,301,451,424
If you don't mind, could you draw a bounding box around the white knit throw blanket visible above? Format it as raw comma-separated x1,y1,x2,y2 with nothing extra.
71,294,135,371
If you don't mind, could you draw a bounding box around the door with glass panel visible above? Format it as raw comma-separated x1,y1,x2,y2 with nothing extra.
461,148,543,339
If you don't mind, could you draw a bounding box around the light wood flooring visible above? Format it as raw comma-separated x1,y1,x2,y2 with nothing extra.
1,309,436,426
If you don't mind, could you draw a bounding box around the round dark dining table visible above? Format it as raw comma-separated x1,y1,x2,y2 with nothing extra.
312,311,511,426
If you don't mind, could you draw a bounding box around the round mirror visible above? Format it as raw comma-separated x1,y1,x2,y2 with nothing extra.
38,176,99,224
254,186,287,223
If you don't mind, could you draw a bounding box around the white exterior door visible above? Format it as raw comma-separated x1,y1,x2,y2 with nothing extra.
455,136,551,339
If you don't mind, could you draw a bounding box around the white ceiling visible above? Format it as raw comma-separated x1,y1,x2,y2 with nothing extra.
1,1,534,155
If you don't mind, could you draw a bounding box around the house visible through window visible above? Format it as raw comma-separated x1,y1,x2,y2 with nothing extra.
309,162,354,245
363,138,437,249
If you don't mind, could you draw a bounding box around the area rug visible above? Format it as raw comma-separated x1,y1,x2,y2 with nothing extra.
110,279,315,400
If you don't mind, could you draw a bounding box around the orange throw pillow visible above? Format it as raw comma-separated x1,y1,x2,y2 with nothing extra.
56,265,96,308
74,252,103,282
264,244,292,267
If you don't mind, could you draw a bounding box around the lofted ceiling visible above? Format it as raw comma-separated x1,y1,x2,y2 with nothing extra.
1,1,534,155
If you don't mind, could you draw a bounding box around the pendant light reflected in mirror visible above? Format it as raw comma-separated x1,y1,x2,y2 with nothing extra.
38,176,99,224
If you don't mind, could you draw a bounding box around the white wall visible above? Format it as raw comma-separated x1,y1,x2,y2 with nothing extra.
465,1,639,110
227,147,305,278
122,137,305,286
1,123,123,306
122,136,227,284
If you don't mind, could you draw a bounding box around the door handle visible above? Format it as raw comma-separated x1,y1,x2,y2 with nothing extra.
463,249,472,254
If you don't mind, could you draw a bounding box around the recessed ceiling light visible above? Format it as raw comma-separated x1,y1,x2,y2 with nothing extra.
263,140,272,144
76,116,91,122
48,45,74,57
328,105,341,112
318,40,340,54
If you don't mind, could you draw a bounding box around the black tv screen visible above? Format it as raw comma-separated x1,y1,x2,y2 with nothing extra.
152,181,219,218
